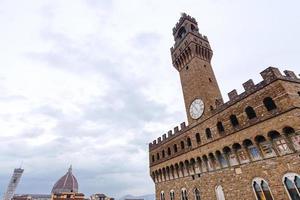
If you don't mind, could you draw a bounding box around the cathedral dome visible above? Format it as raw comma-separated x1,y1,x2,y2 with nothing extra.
51,166,78,194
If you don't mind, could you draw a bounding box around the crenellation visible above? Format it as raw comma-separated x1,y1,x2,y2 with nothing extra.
242,79,255,91
157,137,162,143
284,70,298,79
172,13,197,35
180,122,187,130
162,134,167,140
260,66,283,83
228,89,238,101
149,67,299,150
174,126,179,134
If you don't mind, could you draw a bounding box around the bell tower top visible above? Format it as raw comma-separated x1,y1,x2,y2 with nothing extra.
170,13,223,124
172,13,199,43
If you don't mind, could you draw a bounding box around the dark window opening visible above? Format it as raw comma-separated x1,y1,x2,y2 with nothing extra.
210,105,214,111
177,27,187,40
230,115,239,127
187,137,192,147
195,133,201,144
209,78,212,82
283,126,295,136
268,130,281,140
191,24,196,32
167,147,171,156
245,106,257,119
173,144,178,153
263,97,277,111
181,141,185,150
298,91,300,96
152,155,155,162
156,153,160,160
206,128,212,139
217,121,225,133
186,65,189,70
162,150,165,158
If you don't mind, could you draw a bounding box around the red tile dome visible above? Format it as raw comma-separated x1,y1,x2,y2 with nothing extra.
51,166,78,194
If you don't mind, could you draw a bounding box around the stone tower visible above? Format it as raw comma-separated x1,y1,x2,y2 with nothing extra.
3,168,24,200
170,13,223,124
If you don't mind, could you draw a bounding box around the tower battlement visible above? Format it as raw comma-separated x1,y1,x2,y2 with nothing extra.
149,67,300,150
172,13,198,35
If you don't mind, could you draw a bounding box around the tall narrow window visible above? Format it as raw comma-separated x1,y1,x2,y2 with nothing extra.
194,188,201,200
195,133,201,144
170,190,175,200
174,144,178,153
283,173,300,200
187,137,192,147
217,122,225,133
156,153,160,160
215,185,225,200
181,188,188,200
252,178,274,200
160,191,165,200
181,141,185,150
230,115,239,127
167,147,171,156
152,155,155,162
206,128,212,139
162,150,165,158
245,106,257,119
263,97,277,111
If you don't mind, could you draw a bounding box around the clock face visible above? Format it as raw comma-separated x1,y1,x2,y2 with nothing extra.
189,98,204,119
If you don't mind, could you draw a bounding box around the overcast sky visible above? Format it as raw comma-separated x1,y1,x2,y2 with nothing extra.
0,0,300,198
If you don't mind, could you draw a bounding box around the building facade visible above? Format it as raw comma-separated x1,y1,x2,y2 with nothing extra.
149,13,300,200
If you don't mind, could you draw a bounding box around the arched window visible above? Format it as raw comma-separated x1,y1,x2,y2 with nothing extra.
152,155,155,162
252,178,274,200
217,122,225,133
191,24,196,32
181,141,185,150
160,191,165,200
245,106,257,119
206,128,212,139
181,188,188,200
215,185,225,200
268,130,281,140
216,150,228,167
156,153,160,160
162,150,165,158
195,133,201,144
187,137,192,147
263,97,277,111
177,27,187,40
230,115,239,127
283,126,295,136
283,173,300,199
174,144,178,153
167,147,171,156
194,188,201,200
170,190,175,200
243,139,261,160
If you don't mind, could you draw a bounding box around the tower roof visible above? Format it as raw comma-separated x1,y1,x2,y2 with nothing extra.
51,166,78,194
